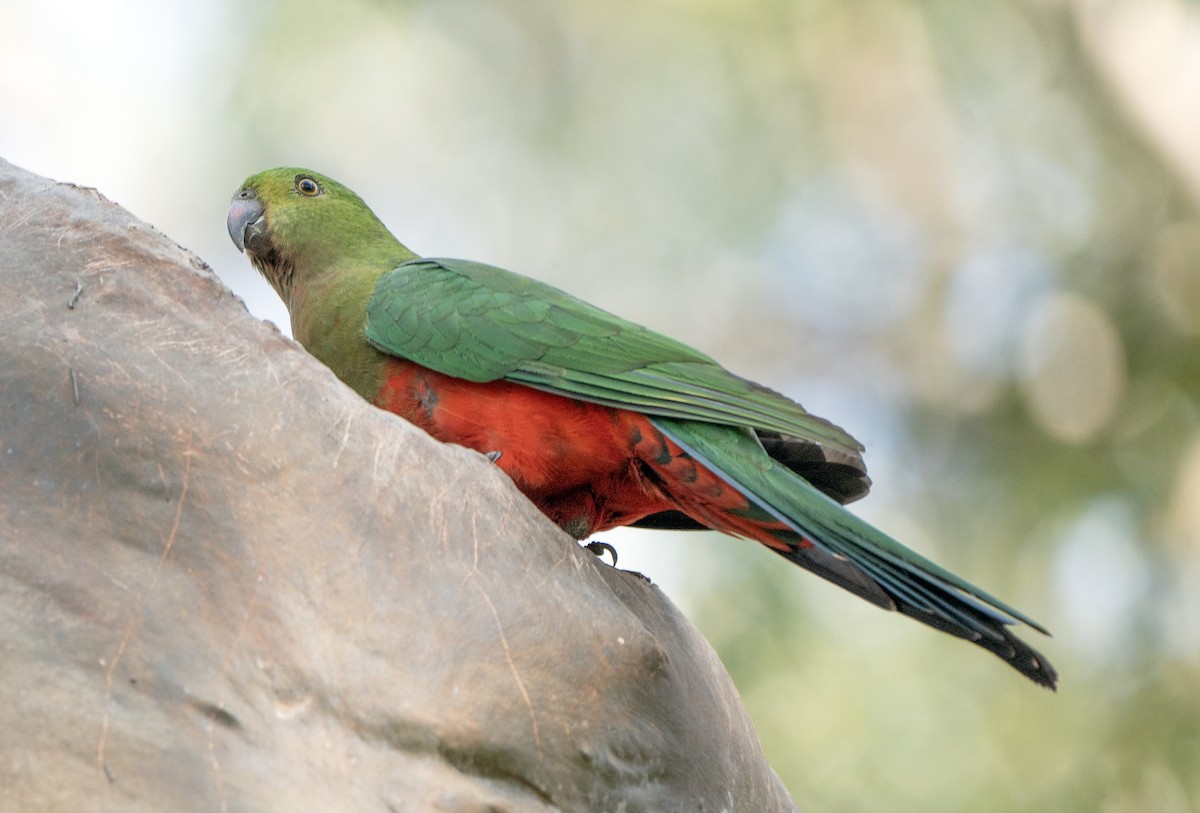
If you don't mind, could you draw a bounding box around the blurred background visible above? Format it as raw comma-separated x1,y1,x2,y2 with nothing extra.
4,0,1199,809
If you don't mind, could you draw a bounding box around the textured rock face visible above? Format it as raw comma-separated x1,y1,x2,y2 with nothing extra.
0,159,796,812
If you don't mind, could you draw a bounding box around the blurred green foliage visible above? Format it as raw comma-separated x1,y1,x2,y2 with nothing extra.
6,0,1199,808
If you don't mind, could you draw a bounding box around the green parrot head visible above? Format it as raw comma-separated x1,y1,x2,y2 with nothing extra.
227,167,407,302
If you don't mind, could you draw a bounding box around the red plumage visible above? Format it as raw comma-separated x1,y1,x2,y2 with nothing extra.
372,358,792,547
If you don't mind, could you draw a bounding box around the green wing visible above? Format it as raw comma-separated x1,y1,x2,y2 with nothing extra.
364,257,862,457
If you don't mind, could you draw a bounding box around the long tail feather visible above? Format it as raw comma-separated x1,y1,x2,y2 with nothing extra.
652,417,1058,689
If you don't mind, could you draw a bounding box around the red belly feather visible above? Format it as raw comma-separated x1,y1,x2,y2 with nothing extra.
371,358,786,546
371,359,655,533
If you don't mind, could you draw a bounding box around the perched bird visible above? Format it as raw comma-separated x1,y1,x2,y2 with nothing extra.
228,167,1057,688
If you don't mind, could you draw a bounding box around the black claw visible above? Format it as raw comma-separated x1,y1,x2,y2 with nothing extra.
485,450,502,463
584,540,619,567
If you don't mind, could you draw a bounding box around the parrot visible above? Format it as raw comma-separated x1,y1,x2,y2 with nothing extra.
227,167,1056,689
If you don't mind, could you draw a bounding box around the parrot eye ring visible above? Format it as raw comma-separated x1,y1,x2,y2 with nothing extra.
295,176,321,197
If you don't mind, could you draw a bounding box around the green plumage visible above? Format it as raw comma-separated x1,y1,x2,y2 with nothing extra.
229,166,1058,689
653,418,1052,636
367,258,863,456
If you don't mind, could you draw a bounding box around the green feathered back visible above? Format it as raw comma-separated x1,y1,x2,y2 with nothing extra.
365,258,863,458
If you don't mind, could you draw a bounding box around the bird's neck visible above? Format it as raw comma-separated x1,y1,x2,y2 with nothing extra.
287,245,417,401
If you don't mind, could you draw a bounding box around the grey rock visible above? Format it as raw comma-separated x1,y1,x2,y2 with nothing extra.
0,158,797,813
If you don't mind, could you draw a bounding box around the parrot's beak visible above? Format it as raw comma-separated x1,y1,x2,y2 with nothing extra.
227,192,265,253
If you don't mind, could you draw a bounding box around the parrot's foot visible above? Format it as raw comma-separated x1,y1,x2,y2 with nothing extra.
583,540,619,566
485,450,502,463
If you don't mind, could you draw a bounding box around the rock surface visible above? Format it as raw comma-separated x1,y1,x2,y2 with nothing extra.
0,158,796,812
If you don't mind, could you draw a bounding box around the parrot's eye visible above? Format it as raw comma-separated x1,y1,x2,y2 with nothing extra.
295,176,321,197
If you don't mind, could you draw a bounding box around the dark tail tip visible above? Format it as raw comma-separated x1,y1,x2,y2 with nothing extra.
1000,633,1058,691
898,603,1058,689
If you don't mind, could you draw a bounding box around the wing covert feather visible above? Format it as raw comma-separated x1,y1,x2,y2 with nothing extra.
365,257,862,457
